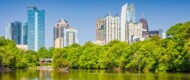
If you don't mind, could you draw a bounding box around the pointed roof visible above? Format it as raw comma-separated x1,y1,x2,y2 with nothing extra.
55,18,71,28
58,18,68,24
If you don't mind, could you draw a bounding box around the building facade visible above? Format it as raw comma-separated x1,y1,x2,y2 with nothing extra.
126,22,143,44
27,7,45,51
6,21,28,45
65,28,78,46
96,13,120,45
54,18,78,48
139,17,149,39
21,22,28,45
149,29,163,38
96,18,105,42
121,3,135,41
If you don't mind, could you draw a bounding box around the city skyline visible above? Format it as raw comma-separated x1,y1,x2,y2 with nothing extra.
1,0,190,48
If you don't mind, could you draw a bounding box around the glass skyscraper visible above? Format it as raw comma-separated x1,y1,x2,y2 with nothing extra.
27,7,45,51
121,3,136,42
5,21,27,45
21,22,28,45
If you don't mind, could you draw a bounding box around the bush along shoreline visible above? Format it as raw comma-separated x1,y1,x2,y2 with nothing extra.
1,21,190,72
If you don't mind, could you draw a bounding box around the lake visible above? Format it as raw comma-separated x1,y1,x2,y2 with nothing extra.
0,69,190,80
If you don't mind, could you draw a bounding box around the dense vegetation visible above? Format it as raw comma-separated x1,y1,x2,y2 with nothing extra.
0,37,38,69
0,39,53,69
0,21,190,72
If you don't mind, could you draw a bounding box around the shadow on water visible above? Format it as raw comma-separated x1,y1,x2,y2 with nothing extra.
0,69,190,80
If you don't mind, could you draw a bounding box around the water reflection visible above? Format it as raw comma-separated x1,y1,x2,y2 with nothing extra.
0,69,190,80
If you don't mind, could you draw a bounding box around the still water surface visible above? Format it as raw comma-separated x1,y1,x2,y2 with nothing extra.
0,69,190,80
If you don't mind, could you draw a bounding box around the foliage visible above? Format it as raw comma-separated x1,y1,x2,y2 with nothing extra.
0,37,39,69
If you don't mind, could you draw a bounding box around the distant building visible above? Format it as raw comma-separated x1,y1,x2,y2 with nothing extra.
65,28,78,46
5,21,28,50
149,29,163,38
27,7,45,51
6,21,22,44
126,21,143,44
54,18,78,48
162,32,166,39
96,18,105,42
139,17,149,39
121,3,135,41
5,21,27,45
96,12,120,45
21,22,28,45
16,45,28,50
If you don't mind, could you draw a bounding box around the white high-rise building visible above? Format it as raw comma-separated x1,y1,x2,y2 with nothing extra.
65,28,78,46
126,22,143,44
54,18,78,48
96,13,120,45
121,3,135,42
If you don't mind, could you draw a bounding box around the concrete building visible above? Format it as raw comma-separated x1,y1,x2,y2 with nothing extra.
65,28,78,46
139,17,149,39
96,12,120,45
96,18,105,42
126,21,143,44
54,18,78,48
16,45,28,50
149,29,163,38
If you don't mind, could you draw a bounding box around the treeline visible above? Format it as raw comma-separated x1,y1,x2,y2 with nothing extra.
0,21,190,72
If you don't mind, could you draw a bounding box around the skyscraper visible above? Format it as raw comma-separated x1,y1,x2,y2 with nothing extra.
21,22,28,45
27,7,45,51
96,18,104,41
54,18,78,48
126,22,143,44
6,21,22,44
96,13,120,45
65,28,78,46
121,3,135,42
139,17,149,39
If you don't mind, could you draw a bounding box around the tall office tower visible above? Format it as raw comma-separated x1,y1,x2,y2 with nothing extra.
6,21,22,44
126,22,143,44
54,18,78,48
96,18,105,45
139,17,149,39
27,7,45,51
96,13,120,45
121,3,135,42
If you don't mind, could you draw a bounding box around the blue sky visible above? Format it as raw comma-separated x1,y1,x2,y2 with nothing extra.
0,0,190,48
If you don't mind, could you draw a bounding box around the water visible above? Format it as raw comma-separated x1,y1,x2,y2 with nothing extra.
0,69,190,80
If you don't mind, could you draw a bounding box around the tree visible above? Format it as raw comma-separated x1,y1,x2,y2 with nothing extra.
52,48,68,68
38,47,49,58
